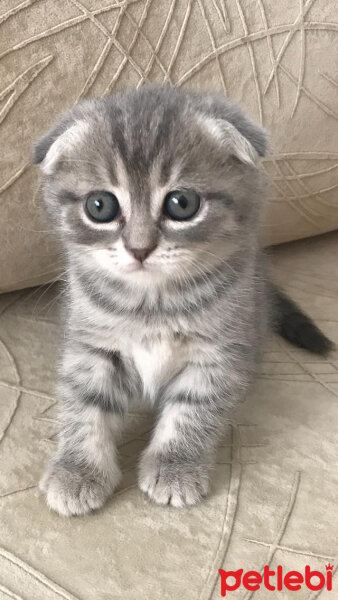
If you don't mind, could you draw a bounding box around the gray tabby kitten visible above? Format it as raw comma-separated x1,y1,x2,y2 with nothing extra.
34,86,332,516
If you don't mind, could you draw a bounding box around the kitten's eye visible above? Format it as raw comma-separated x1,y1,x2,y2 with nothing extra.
164,190,201,221
85,191,120,223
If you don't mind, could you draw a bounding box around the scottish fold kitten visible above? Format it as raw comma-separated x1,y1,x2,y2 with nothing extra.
34,86,332,516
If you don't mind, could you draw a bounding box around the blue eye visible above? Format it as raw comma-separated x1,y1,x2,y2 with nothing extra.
164,190,201,221
85,191,120,223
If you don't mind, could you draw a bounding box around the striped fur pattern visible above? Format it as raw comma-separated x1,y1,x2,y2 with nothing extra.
35,86,270,515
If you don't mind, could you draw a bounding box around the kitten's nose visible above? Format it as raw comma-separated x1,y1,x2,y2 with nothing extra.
127,245,156,263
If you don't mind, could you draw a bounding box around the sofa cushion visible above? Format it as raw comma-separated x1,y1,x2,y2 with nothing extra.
1,1,337,291
0,232,337,598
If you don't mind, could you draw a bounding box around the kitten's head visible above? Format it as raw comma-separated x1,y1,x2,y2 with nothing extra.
34,86,266,288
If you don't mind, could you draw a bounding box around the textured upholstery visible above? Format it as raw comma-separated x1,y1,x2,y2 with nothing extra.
0,0,337,292
0,231,337,598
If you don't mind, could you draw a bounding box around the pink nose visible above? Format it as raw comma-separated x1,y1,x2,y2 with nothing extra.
128,246,156,263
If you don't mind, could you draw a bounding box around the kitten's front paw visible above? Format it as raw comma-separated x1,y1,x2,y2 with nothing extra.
39,460,120,517
138,451,210,508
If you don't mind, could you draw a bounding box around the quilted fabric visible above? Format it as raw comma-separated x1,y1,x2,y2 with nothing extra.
0,231,337,599
0,0,338,292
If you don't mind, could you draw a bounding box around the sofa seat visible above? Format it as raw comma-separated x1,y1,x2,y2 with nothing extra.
0,232,337,600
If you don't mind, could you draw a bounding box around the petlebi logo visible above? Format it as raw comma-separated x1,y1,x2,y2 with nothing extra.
218,563,334,596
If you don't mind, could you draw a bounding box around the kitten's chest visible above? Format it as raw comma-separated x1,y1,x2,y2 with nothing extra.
126,334,188,399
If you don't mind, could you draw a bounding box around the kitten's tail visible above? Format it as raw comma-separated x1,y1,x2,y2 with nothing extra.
270,284,334,356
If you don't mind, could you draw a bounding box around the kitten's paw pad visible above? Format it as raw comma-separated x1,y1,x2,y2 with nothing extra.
138,452,209,508
39,462,119,516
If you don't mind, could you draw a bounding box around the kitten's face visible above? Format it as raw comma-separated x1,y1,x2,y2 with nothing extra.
36,87,265,288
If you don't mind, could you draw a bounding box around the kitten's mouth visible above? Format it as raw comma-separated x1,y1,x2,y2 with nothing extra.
124,260,162,276
124,262,148,273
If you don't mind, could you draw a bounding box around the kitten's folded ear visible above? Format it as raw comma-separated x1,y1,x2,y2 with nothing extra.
33,112,76,165
198,93,267,166
229,113,267,159
33,110,91,175
198,112,267,167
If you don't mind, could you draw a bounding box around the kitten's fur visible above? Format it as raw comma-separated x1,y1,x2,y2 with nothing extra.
34,86,332,516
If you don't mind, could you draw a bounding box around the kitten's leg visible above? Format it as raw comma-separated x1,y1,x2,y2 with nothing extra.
139,361,246,507
40,344,130,516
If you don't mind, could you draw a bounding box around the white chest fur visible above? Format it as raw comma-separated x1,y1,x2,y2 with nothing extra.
129,336,188,399
76,296,192,400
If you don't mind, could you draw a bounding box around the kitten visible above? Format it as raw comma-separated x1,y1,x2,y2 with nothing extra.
34,86,332,516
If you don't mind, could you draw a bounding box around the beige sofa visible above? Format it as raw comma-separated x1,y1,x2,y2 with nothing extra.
0,1,338,598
